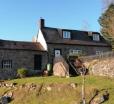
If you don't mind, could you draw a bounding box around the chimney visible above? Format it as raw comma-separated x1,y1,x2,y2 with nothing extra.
39,18,45,29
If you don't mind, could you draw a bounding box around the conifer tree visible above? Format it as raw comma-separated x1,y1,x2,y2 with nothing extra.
99,4,114,50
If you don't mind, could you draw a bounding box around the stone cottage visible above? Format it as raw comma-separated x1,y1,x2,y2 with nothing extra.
0,18,112,75
0,40,48,71
37,19,111,64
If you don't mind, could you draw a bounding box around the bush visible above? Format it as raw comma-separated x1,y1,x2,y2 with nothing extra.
17,68,28,78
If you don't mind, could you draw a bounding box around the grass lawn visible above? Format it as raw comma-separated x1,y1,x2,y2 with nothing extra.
1,75,114,104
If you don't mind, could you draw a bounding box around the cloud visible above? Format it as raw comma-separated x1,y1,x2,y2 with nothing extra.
102,0,114,11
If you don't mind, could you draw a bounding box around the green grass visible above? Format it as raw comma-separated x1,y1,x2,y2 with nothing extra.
1,75,114,104
7,76,82,85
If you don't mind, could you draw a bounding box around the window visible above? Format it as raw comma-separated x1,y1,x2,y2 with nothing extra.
2,60,12,69
93,34,100,41
63,31,71,39
69,49,82,55
72,50,82,54
54,49,61,57
96,51,103,55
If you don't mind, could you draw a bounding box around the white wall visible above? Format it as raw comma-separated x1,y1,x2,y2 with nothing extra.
37,29,48,51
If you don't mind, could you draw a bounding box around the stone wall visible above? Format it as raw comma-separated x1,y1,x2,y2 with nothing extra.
0,49,48,79
47,43,111,63
84,57,114,77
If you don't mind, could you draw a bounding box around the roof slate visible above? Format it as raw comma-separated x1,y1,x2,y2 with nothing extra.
0,40,45,51
42,27,111,47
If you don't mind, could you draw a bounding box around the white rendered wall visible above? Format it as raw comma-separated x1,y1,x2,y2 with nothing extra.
37,29,48,51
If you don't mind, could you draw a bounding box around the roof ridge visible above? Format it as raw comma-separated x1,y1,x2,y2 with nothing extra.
44,26,100,33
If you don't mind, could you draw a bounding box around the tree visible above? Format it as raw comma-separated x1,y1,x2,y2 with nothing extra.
99,4,114,50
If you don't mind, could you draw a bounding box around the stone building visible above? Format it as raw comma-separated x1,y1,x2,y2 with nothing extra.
0,40,48,72
0,18,112,76
37,19,111,64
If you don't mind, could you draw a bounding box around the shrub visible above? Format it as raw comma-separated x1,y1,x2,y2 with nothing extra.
17,68,28,78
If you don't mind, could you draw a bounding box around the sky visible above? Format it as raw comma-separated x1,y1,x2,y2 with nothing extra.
0,0,103,41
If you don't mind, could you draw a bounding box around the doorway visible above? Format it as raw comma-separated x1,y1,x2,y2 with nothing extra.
34,55,42,70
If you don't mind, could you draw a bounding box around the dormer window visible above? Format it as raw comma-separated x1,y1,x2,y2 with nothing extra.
93,34,100,41
63,31,71,39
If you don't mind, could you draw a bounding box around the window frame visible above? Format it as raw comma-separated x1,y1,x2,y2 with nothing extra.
69,49,82,55
54,49,61,57
93,34,100,41
63,31,71,39
2,60,12,69
96,51,103,55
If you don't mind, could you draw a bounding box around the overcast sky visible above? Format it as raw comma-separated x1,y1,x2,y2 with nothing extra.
0,0,105,41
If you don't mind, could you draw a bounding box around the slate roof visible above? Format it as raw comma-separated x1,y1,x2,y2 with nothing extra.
0,39,45,51
42,27,111,47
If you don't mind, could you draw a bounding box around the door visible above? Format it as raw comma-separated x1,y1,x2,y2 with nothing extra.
54,49,61,57
34,55,42,70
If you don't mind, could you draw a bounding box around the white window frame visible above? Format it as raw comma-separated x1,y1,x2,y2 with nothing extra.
63,31,71,39
69,49,82,55
54,49,61,57
73,50,82,55
2,60,12,69
96,51,103,55
93,34,100,41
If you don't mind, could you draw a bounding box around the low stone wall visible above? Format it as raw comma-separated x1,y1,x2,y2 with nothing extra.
0,69,17,80
0,69,41,80
84,57,114,77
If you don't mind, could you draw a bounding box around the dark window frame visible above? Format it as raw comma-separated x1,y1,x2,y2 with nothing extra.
2,60,12,69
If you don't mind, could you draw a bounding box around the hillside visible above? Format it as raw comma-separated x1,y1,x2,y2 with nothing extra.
0,76,114,104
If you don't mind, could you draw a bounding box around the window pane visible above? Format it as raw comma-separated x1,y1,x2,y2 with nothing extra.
69,49,82,55
93,34,100,41
54,49,61,57
63,31,71,39
2,60,12,69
